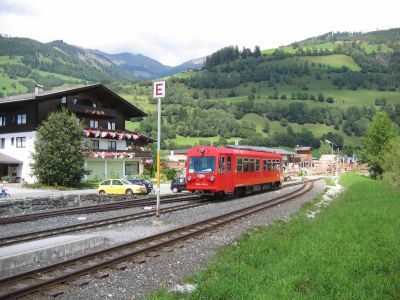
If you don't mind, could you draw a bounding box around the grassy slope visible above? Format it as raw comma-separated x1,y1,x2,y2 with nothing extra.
0,55,83,96
150,174,400,299
240,113,361,147
123,75,394,147
289,55,361,71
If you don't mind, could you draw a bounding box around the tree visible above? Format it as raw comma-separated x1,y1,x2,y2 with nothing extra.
279,118,288,127
381,136,400,188
262,119,270,133
31,108,89,186
361,111,398,178
319,140,333,155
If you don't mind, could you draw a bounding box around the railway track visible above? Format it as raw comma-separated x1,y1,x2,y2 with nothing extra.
0,181,314,299
0,193,200,225
0,179,314,225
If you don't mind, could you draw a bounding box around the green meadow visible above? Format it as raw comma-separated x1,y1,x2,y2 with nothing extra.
150,173,400,299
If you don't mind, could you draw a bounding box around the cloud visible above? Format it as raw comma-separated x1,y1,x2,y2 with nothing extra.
0,0,33,15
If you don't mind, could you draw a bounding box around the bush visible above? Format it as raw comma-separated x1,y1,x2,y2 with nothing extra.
163,168,177,180
1,175,10,182
326,97,334,103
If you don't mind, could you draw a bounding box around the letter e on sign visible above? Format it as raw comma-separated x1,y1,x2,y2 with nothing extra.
153,81,166,98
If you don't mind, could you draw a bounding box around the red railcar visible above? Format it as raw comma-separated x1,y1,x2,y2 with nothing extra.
186,146,283,196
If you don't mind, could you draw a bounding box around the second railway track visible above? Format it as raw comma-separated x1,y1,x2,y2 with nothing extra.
0,193,201,225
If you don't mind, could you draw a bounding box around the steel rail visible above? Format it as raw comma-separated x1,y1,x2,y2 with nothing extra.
0,200,212,247
0,194,200,225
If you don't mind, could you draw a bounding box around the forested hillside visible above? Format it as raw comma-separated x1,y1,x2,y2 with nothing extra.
0,35,137,95
123,29,400,155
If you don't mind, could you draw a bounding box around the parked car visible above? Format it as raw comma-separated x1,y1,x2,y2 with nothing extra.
170,177,186,193
97,179,147,195
126,178,153,194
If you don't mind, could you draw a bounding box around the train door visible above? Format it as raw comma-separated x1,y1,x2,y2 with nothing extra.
218,155,232,193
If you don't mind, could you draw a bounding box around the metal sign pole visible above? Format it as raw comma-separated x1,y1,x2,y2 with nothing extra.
156,96,161,217
153,81,165,217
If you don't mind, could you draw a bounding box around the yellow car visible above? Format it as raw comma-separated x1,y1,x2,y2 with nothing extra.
97,179,147,195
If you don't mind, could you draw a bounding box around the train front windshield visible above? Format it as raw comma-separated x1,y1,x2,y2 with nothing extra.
188,156,216,174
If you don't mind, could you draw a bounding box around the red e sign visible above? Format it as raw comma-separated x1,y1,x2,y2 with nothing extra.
153,81,165,98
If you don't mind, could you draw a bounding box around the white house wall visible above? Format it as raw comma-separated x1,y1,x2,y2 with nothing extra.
0,134,146,184
0,131,36,183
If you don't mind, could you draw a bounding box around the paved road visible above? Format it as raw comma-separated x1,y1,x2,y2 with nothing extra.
1,183,175,199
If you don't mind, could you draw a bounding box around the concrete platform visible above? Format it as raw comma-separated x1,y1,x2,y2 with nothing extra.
0,235,109,272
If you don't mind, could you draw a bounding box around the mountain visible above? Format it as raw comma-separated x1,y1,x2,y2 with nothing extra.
92,50,170,79
94,50,204,79
0,35,204,95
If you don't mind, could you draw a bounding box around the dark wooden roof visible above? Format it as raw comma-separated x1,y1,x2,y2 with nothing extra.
0,84,147,119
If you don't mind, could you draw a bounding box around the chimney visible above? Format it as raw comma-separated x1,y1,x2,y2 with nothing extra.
35,84,44,95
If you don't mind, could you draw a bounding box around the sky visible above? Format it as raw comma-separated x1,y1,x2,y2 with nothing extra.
0,0,399,66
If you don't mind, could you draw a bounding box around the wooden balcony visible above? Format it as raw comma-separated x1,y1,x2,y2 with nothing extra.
67,103,117,118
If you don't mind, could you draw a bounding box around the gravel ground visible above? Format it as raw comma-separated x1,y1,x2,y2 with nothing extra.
3,179,325,299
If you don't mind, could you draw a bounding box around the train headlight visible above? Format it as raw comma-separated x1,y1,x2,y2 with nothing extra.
187,175,193,182
209,176,215,182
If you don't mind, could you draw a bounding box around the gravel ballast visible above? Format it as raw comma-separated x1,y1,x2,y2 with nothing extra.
2,180,326,299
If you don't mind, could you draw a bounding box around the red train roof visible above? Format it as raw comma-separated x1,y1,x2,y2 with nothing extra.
188,146,282,159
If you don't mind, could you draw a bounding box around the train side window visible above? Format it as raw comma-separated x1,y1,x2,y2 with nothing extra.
272,160,276,171
227,156,232,172
249,159,255,172
263,160,267,171
219,156,226,173
267,160,272,171
255,159,260,171
276,161,281,171
243,158,249,172
236,157,243,172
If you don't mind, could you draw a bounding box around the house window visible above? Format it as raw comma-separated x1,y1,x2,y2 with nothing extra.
107,122,115,130
17,114,27,125
108,141,116,150
90,140,99,150
125,161,139,175
0,116,6,127
16,137,26,148
90,120,98,128
0,138,5,148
